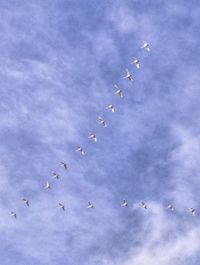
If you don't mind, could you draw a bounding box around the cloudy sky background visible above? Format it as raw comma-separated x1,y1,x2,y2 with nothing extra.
1,0,200,264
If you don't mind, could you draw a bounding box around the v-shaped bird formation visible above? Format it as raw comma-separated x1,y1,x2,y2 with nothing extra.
10,41,197,220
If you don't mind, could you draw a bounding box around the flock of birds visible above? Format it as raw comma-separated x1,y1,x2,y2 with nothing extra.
10,41,196,219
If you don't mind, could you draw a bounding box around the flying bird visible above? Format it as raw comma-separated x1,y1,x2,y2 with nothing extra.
44,181,51,189
188,208,196,216
121,199,128,207
98,116,107,127
141,41,150,52
88,133,97,142
131,58,140,69
106,103,115,113
140,201,148,210
11,212,17,219
58,203,65,211
87,201,94,209
114,85,123,98
123,68,133,81
60,161,68,170
76,146,85,155
22,197,29,207
52,172,60,180
167,203,174,211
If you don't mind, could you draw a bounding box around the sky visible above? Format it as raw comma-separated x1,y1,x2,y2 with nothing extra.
0,0,200,264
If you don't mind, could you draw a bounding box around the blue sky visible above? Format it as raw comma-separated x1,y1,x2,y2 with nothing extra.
1,0,200,264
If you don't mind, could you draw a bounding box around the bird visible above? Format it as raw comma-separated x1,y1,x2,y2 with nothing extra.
52,172,60,180
131,58,140,69
141,41,150,52
10,211,17,219
123,68,133,81
188,208,196,217
87,201,94,209
76,146,85,155
140,201,148,209
88,133,97,142
22,197,29,207
98,116,107,127
114,85,123,98
60,161,68,170
44,181,51,189
167,203,174,211
106,103,115,113
58,203,65,211
121,199,128,207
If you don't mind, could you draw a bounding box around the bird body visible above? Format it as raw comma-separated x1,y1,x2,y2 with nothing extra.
123,68,133,81
141,41,150,52
60,161,68,170
167,203,174,211
52,172,60,179
22,197,29,207
98,117,107,127
140,201,148,209
121,199,128,207
114,85,123,98
11,212,17,219
58,203,65,211
76,146,85,155
44,181,51,189
131,58,140,69
188,208,196,216
88,133,97,142
87,201,94,209
106,103,115,113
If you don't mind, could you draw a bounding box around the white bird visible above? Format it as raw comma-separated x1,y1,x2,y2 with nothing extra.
88,133,97,142
121,199,128,207
140,201,148,209
106,103,115,113
167,203,174,211
22,197,29,207
58,203,65,211
114,85,123,98
11,211,17,219
188,208,196,216
52,172,60,180
131,58,140,69
76,146,85,155
87,201,94,209
44,181,51,189
141,41,150,52
123,68,133,81
98,116,107,127
60,161,68,170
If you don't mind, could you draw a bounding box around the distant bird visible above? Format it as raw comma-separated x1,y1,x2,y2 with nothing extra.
98,116,107,127
52,172,60,180
76,146,85,155
123,68,133,81
114,85,123,98
87,201,94,209
88,133,97,142
188,208,196,216
60,161,68,170
121,199,128,207
58,203,65,211
11,211,17,219
140,201,148,210
44,181,51,189
167,203,174,211
141,41,150,52
131,58,140,69
22,197,29,207
106,103,115,113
